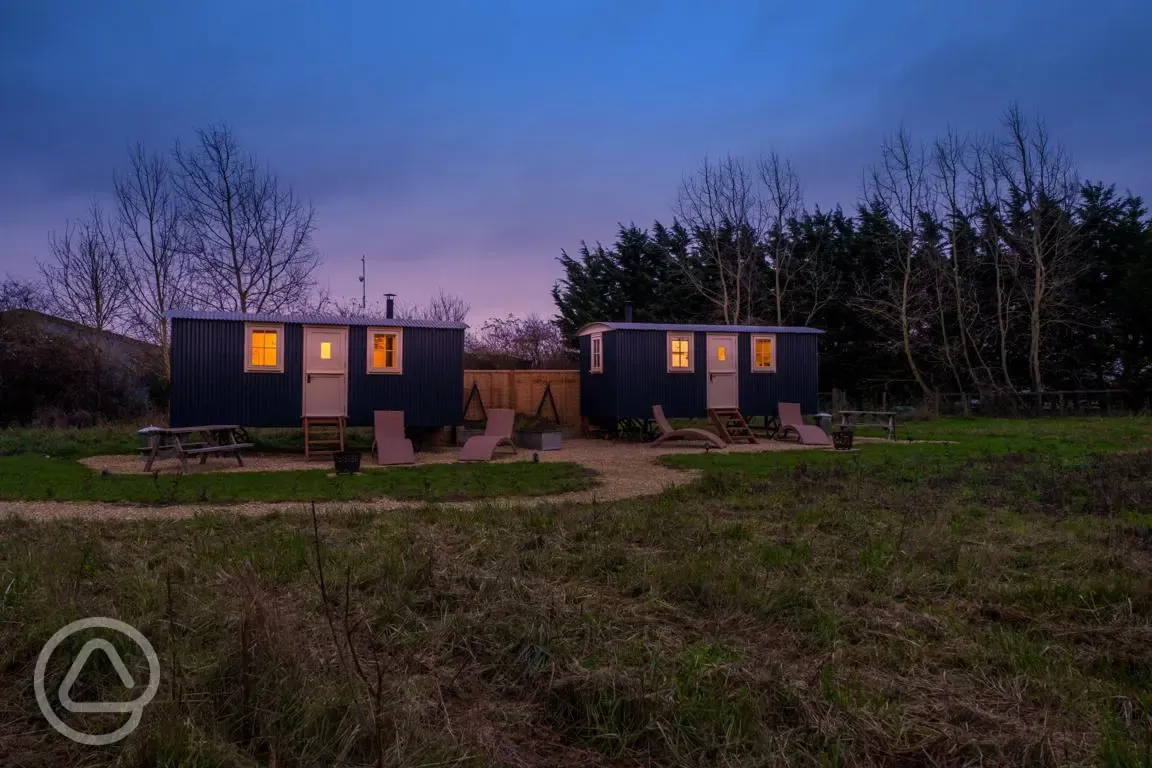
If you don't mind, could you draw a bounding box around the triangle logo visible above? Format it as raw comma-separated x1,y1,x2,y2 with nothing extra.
58,639,138,714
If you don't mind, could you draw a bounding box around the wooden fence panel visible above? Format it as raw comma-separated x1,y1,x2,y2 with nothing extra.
463,370,581,427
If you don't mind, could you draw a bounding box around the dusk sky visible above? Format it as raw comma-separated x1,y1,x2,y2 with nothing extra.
2,0,1150,322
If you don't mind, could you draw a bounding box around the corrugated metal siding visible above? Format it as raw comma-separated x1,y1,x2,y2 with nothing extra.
170,319,464,428
170,319,303,427
613,330,706,420
575,328,820,426
738,333,820,418
579,333,617,425
347,326,464,427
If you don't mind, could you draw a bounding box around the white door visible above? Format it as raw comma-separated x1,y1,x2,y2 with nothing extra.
706,334,738,409
302,326,348,417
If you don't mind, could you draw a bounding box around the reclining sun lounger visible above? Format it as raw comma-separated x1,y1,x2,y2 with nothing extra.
458,408,518,462
650,405,727,449
373,410,416,465
775,402,831,446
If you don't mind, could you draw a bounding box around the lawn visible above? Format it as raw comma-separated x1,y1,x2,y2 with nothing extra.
0,424,595,504
0,455,595,504
1,417,1150,766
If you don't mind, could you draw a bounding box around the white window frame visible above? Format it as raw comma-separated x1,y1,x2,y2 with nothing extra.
667,332,694,373
366,327,404,374
751,334,777,373
589,333,603,374
244,322,284,373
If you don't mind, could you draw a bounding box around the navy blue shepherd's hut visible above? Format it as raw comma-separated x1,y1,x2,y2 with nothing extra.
168,303,465,429
577,321,823,428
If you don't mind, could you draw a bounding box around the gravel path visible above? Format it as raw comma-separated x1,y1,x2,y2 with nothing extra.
5,438,817,522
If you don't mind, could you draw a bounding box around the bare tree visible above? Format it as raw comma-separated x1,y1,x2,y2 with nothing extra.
969,136,1021,395
0,278,47,311
931,130,976,393
466,314,571,368
39,204,130,412
758,152,804,325
39,204,128,333
174,125,319,313
415,290,469,323
993,104,1081,397
674,155,764,324
115,143,189,376
856,127,933,396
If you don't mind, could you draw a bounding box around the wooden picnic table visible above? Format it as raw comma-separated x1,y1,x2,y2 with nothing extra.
138,425,254,473
838,410,897,441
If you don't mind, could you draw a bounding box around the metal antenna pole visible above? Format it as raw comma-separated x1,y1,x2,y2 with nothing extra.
359,254,366,310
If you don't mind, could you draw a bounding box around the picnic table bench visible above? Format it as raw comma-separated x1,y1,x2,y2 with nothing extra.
138,425,254,473
838,410,897,441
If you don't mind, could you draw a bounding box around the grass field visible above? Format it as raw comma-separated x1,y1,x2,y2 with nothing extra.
0,454,595,504
1,417,1150,766
0,426,594,504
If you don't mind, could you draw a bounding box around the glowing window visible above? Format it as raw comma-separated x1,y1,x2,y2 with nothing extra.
752,335,777,372
668,334,693,372
589,334,603,373
320,341,332,360
367,328,403,373
245,324,283,372
717,346,727,362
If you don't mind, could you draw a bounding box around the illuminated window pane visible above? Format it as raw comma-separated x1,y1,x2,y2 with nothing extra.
717,346,727,362
755,338,773,369
251,330,278,367
320,341,332,360
670,337,690,369
373,334,397,369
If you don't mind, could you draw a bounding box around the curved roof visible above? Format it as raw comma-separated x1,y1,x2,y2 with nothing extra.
167,309,467,330
576,321,823,336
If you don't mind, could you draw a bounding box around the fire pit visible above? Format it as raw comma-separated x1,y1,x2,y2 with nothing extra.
832,429,855,451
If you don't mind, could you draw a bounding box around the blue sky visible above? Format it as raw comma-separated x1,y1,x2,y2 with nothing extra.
2,0,1150,320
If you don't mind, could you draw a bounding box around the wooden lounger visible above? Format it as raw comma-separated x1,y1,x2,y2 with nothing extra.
458,409,518,462
650,405,727,449
372,410,415,465
776,402,831,446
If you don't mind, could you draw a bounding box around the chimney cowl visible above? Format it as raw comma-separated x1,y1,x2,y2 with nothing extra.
624,302,633,323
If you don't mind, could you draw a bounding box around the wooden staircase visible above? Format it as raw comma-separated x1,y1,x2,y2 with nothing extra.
707,408,758,444
303,416,346,459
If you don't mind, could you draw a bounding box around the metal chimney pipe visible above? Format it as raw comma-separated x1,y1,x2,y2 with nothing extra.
624,302,633,323
385,293,395,319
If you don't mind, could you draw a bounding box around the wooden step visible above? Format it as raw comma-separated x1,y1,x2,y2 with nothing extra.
303,416,346,459
707,408,758,445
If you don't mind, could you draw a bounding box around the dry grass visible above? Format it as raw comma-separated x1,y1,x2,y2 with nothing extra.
2,419,1150,766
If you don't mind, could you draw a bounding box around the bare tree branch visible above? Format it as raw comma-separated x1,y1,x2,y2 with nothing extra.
758,152,803,325
39,203,129,333
115,142,189,376
174,125,319,314
674,155,764,324
993,103,1082,396
855,126,933,396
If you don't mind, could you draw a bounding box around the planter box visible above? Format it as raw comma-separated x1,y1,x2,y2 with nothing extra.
456,426,484,446
517,430,562,451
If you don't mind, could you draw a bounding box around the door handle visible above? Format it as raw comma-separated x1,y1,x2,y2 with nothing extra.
307,374,312,384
